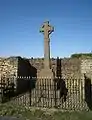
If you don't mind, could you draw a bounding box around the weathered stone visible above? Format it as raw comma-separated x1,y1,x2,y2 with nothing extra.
0,57,85,80
38,21,54,78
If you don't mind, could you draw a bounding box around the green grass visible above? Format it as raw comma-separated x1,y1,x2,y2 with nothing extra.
0,103,92,120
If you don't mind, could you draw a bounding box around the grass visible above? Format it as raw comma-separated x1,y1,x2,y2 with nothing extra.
0,103,92,120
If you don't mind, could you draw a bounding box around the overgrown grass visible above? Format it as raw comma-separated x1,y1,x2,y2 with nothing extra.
0,103,92,120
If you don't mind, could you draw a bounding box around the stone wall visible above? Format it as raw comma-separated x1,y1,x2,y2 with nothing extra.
81,58,92,74
0,56,37,77
61,58,81,79
29,58,81,79
80,58,92,109
81,58,92,87
16,57,37,93
0,57,18,80
1,56,92,80
0,57,37,92
17,57,37,77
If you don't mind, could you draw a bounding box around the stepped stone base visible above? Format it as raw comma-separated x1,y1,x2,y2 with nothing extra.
37,68,54,78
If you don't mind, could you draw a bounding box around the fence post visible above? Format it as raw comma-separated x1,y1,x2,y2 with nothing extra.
0,74,4,103
29,77,31,106
54,78,57,108
81,74,85,109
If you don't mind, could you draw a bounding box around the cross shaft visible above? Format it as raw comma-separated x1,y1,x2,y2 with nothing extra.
40,21,54,69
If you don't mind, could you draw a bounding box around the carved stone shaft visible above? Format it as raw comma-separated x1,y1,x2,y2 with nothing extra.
40,21,54,70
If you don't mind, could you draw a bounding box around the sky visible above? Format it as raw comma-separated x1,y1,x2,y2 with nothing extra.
0,0,92,58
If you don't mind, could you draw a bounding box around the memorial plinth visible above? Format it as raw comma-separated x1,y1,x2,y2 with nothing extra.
38,68,54,78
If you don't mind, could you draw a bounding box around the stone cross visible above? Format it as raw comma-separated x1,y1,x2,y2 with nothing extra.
40,21,54,69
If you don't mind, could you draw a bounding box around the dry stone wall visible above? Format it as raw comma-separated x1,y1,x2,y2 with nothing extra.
0,57,18,82
1,56,92,80
0,57,82,79
81,58,92,74
0,57,37,92
29,58,81,79
80,58,92,88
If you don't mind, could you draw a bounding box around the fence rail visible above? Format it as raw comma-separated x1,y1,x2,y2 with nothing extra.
0,76,90,110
